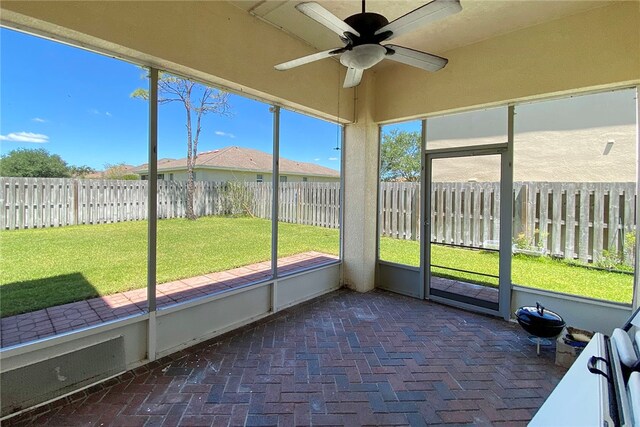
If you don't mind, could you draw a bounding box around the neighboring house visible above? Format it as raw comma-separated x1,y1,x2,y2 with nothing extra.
429,124,636,182
133,146,340,183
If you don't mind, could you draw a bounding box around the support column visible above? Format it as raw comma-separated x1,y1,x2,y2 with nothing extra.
634,85,639,310
342,74,379,292
147,67,158,362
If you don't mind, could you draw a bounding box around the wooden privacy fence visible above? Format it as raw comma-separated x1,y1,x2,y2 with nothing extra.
0,177,341,230
379,182,421,242
429,181,501,248
2,177,636,263
278,182,340,228
512,182,636,264
0,178,149,230
379,181,637,264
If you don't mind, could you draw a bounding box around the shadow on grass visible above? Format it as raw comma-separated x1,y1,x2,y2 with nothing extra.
1,255,339,320
1,273,97,318
0,254,337,347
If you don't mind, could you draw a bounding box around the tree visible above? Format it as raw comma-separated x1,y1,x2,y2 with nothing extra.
103,163,138,180
0,148,71,177
68,165,96,178
132,72,231,219
380,129,421,182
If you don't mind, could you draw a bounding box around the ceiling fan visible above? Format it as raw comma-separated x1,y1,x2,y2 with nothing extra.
274,0,462,88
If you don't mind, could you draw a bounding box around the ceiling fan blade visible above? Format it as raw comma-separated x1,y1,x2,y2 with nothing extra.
375,0,462,40
296,2,361,38
343,67,363,88
274,48,344,71
383,45,448,72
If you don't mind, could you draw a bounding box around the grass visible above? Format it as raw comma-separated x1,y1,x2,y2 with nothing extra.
379,237,634,304
1,217,339,317
1,218,633,317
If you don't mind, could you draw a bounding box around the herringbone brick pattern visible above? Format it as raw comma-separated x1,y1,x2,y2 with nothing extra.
5,289,566,426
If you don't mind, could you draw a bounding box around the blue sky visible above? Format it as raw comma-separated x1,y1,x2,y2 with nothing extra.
0,28,342,171
1,27,635,171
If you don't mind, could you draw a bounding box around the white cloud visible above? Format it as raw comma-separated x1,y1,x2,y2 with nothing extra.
314,158,321,161
0,132,49,143
32,117,47,123
328,157,338,161
215,131,235,138
89,108,112,117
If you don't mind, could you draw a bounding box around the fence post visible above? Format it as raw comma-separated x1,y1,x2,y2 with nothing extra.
593,182,605,262
482,183,492,244
608,183,622,255
492,181,501,242
551,184,563,256
513,182,527,238
538,183,550,252
443,182,452,243
623,183,635,266
472,183,481,246
565,183,577,260
578,184,591,263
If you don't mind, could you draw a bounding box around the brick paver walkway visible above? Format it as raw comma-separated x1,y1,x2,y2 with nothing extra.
4,288,566,426
431,277,499,304
1,252,338,348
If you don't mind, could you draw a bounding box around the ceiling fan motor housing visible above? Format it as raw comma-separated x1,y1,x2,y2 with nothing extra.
343,13,390,45
339,12,393,70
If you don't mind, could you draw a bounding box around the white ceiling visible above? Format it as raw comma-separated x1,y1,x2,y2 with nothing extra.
230,0,614,61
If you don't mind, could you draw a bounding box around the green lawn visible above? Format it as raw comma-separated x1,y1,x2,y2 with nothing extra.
1,217,339,317
380,238,634,304
1,218,633,318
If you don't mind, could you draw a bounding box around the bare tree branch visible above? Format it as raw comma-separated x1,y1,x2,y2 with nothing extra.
131,71,232,219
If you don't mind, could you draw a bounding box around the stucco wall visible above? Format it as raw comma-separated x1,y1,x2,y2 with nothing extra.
343,75,379,293
2,2,637,124
0,0,355,124
374,2,640,123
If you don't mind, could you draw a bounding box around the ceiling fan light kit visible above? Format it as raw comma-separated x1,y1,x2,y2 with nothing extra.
339,44,386,70
274,0,462,88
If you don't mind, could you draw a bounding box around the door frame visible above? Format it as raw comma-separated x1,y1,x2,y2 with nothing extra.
422,107,514,319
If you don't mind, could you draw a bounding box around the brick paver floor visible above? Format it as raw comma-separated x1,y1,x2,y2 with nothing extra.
431,277,499,304
4,288,566,426
1,252,338,348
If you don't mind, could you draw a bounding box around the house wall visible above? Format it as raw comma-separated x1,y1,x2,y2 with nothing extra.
0,0,355,124
374,2,640,122
160,169,339,183
368,2,640,308
2,2,636,132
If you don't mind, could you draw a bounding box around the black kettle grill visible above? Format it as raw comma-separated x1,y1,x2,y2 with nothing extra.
515,302,565,355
